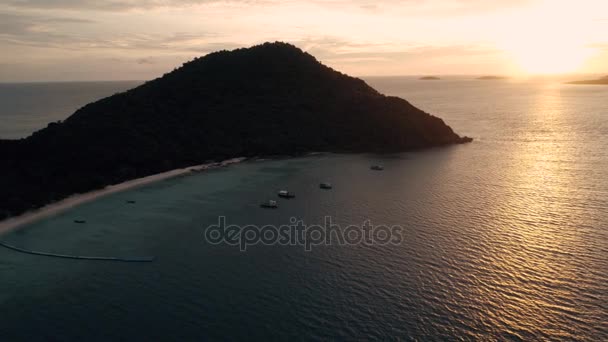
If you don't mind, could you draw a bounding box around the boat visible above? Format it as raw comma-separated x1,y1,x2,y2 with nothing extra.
319,182,333,189
74,220,86,224
126,200,136,204
260,200,278,208
370,165,384,171
277,190,296,198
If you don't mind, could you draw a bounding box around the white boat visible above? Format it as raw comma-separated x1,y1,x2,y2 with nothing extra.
260,200,278,208
319,182,333,189
277,190,296,198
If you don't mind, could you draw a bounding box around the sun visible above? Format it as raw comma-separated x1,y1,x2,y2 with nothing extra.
498,23,594,75
509,45,593,75
495,0,597,75
505,39,593,75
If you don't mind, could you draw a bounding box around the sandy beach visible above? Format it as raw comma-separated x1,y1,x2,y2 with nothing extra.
0,157,246,236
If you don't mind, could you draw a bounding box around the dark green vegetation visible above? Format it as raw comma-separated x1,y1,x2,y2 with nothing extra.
419,76,441,80
0,42,471,219
567,76,608,85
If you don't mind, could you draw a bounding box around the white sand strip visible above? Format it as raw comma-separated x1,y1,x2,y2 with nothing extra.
0,157,246,236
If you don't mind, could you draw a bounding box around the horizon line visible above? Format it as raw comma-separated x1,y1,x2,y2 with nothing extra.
1,73,604,84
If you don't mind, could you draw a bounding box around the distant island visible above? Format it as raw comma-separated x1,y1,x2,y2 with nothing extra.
476,76,506,80
419,76,441,80
0,42,471,219
567,76,608,85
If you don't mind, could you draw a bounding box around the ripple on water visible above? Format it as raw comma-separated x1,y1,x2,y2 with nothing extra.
1,78,607,340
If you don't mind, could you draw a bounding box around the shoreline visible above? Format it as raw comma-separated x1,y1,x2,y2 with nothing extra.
0,157,246,237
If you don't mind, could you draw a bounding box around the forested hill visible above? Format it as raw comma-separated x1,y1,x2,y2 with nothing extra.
1,42,471,219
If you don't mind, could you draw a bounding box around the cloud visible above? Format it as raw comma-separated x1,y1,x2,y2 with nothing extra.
284,36,506,75
588,43,608,52
0,12,101,50
5,0,270,11
308,0,535,16
0,12,94,34
0,12,235,53
136,57,154,64
1,0,606,81
296,36,500,60
5,0,533,14
0,12,95,27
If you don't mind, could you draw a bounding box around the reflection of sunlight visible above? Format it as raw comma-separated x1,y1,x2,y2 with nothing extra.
478,85,586,334
503,84,577,258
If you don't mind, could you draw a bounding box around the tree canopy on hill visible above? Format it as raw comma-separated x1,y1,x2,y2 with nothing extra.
0,42,471,219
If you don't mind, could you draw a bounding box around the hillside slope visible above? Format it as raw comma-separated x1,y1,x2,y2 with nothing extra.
1,42,471,218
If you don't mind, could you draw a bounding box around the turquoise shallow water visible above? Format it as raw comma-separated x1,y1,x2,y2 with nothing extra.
1,78,607,340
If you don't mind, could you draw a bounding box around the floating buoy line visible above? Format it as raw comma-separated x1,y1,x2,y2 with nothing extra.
0,240,155,262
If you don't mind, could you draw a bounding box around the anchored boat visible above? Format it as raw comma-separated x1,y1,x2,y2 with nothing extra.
277,190,296,198
260,200,278,208
319,182,333,189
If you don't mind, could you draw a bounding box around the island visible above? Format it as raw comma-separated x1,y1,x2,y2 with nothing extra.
476,76,506,80
0,42,472,219
419,76,441,80
567,76,608,85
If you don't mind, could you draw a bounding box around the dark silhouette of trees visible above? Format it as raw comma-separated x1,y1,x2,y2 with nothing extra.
567,75,608,85
0,42,471,219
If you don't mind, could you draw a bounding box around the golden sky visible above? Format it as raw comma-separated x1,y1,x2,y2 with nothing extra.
1,0,607,81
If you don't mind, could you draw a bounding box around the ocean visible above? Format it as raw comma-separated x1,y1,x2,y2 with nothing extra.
0,81,141,139
0,77,606,340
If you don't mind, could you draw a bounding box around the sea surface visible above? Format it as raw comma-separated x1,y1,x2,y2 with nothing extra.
0,77,607,340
